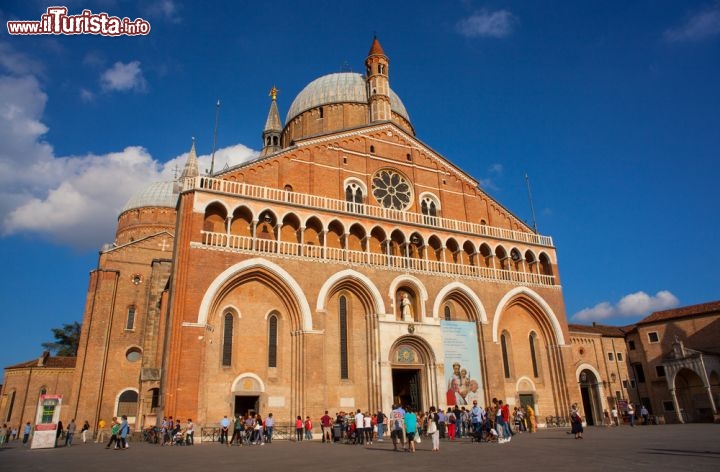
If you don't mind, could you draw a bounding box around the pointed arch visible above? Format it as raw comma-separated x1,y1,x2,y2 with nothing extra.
196,258,312,331
388,275,429,319
492,287,565,345
432,282,488,323
316,269,386,314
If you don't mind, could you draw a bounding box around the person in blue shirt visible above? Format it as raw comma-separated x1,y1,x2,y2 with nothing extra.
23,422,32,445
404,406,418,453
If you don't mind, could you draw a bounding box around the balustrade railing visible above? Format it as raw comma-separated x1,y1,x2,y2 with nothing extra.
200,231,557,287
188,177,554,247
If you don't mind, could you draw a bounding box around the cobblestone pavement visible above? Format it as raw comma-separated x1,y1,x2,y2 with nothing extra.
1,424,719,472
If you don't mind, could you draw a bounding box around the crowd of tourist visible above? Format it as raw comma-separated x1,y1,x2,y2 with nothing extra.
8,400,655,450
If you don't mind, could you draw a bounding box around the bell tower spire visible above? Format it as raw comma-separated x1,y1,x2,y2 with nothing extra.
181,137,199,180
261,86,283,156
365,36,391,123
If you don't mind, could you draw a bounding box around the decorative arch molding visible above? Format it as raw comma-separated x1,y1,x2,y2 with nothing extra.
316,269,386,314
418,191,442,210
230,372,266,393
198,199,231,215
432,282,488,323
492,287,566,345
575,363,603,382
389,334,438,365
343,176,368,196
197,258,312,331
220,304,242,319
388,275,429,319
516,375,537,392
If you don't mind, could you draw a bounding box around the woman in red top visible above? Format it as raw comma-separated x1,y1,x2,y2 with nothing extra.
295,416,303,442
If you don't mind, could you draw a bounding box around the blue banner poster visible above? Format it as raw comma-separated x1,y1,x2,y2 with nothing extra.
441,320,483,407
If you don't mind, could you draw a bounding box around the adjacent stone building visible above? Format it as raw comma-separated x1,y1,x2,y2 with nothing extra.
624,301,720,423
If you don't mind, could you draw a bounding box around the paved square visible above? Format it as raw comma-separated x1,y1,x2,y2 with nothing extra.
1,425,718,472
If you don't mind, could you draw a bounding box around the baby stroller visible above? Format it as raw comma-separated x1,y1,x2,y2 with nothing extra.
345,423,358,444
173,428,186,446
481,418,498,443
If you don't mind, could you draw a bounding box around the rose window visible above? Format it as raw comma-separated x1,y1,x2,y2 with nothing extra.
372,169,412,210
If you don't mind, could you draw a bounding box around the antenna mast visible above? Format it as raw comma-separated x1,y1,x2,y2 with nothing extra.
525,173,538,234
209,99,221,176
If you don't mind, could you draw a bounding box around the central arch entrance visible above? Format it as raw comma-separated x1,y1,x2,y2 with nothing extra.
389,336,438,412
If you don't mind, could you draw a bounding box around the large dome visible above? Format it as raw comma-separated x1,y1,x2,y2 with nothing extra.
285,72,411,125
121,181,178,213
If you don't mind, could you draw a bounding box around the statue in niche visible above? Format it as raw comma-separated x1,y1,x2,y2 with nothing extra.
400,292,414,322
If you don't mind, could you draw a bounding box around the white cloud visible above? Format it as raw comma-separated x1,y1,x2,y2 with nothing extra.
571,290,680,322
0,56,258,250
80,88,94,102
457,10,517,38
0,41,45,76
100,61,147,92
144,0,182,23
489,163,504,175
664,3,720,42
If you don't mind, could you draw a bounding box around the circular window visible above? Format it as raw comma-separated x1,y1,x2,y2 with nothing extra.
371,169,412,210
126,347,142,363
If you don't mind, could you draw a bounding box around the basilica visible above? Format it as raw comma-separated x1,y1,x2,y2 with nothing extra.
3,39,716,433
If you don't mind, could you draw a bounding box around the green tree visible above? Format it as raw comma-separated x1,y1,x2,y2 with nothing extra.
42,321,81,356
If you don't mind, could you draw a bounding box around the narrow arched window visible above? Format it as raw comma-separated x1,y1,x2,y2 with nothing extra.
501,333,511,379
529,333,539,378
222,313,233,366
126,306,136,330
421,196,439,225
354,188,363,204
268,314,278,368
444,305,451,321
345,183,364,214
339,295,349,379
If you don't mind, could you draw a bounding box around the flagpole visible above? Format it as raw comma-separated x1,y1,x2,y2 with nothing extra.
209,99,220,176
525,173,538,234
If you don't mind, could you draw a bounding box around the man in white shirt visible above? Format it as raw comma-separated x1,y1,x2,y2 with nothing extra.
354,410,364,445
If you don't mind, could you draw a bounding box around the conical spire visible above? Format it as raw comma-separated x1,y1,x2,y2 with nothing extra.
261,86,283,156
368,36,386,57
264,86,283,132
181,137,200,179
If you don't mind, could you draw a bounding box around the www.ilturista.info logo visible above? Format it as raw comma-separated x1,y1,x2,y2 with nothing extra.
7,7,151,36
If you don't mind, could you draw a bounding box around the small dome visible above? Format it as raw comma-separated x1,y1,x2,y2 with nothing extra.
121,181,178,213
285,72,410,125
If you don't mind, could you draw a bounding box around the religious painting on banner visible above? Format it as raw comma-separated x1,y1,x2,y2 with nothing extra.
441,321,483,408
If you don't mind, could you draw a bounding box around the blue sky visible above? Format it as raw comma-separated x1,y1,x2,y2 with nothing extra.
1,1,719,368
